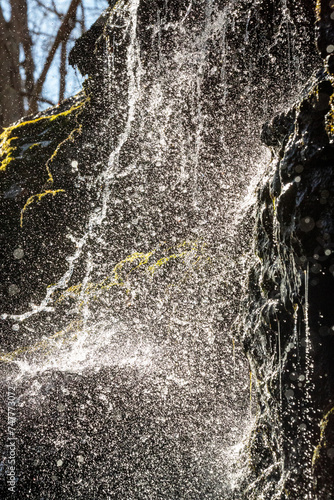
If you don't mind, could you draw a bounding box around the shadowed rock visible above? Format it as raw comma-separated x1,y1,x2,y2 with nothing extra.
241,2,334,498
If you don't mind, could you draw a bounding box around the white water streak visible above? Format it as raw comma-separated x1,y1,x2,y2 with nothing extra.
278,319,282,405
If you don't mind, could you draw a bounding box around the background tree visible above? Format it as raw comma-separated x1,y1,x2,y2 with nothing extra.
0,0,108,130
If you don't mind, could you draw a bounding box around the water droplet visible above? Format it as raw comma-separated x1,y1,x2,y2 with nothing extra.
77,455,84,463
13,248,24,259
325,249,332,256
56,460,63,467
299,423,307,431
295,164,304,173
311,263,321,274
285,389,294,400
295,176,301,183
331,12,334,20
8,284,20,296
300,217,315,232
12,324,20,332
319,326,330,336
71,160,78,172
327,448,334,459
299,375,305,382
327,45,334,54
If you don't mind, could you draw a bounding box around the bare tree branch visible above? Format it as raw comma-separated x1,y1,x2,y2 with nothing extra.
0,5,5,26
33,0,63,18
0,0,108,125
20,90,55,106
80,0,86,34
10,0,35,97
51,0,61,17
30,29,59,36
0,1,24,127
29,0,81,113
59,40,68,102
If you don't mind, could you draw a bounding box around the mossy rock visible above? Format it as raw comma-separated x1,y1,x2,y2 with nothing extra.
0,92,93,317
0,91,86,209
312,406,334,497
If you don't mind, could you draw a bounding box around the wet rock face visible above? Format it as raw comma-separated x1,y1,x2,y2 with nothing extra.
0,94,109,322
316,0,334,59
242,46,334,500
0,0,318,316
0,2,325,497
0,366,234,499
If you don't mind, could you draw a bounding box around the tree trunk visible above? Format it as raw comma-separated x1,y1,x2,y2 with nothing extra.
0,7,24,129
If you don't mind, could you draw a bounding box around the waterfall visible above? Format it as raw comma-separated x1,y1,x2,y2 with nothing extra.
0,1,322,498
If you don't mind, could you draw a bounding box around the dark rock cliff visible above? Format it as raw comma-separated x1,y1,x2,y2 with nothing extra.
0,1,328,498
240,2,334,498
0,0,319,353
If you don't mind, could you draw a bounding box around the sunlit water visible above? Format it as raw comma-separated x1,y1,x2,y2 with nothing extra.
0,1,318,498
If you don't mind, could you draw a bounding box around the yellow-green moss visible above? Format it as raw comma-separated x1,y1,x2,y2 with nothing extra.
0,94,88,226
45,123,82,184
325,98,334,141
20,189,66,227
0,319,82,362
53,241,206,306
147,251,188,275
0,98,86,173
316,0,321,22
0,241,209,363
0,135,19,172
312,406,334,468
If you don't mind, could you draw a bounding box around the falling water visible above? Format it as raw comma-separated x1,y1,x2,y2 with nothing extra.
0,1,319,498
